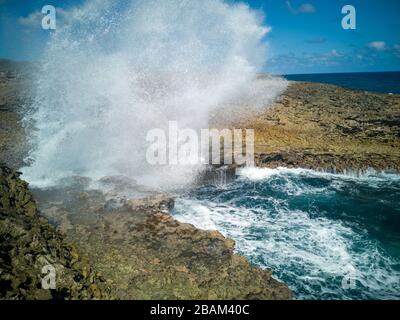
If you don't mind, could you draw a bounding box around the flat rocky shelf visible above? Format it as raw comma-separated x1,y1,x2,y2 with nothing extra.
211,81,400,173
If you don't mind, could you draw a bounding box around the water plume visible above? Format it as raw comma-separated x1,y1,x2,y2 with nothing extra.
23,0,287,188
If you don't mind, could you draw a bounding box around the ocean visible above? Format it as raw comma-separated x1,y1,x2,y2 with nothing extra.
173,167,400,300
285,71,400,94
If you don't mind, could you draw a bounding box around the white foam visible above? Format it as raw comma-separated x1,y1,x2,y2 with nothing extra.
173,170,400,299
238,166,400,184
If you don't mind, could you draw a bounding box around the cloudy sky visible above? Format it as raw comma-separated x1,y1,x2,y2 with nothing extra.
0,0,399,74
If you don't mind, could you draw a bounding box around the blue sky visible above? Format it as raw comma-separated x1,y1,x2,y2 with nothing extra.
0,0,399,74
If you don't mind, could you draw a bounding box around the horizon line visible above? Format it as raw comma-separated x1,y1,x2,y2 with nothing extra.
1,57,399,76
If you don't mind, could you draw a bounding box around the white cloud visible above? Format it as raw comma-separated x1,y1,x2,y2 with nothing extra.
268,49,346,72
18,7,78,29
393,44,400,57
298,3,316,13
330,49,342,57
286,1,316,14
18,11,42,28
368,41,386,51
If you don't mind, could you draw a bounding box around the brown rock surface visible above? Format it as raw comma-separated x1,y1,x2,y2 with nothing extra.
0,70,29,169
211,81,400,172
0,166,113,299
33,182,292,300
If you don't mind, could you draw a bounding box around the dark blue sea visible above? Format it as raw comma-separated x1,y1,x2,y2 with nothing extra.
173,168,400,300
285,71,400,94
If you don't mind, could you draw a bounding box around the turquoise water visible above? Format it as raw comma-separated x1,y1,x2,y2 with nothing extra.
173,167,400,300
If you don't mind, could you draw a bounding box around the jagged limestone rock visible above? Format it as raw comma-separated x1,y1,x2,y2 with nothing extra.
0,166,113,300
211,82,400,173
35,187,292,300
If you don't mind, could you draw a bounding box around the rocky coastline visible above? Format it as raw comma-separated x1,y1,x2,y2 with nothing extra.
0,64,292,299
31,181,291,299
1,64,399,299
0,166,113,299
211,81,400,173
0,166,291,299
